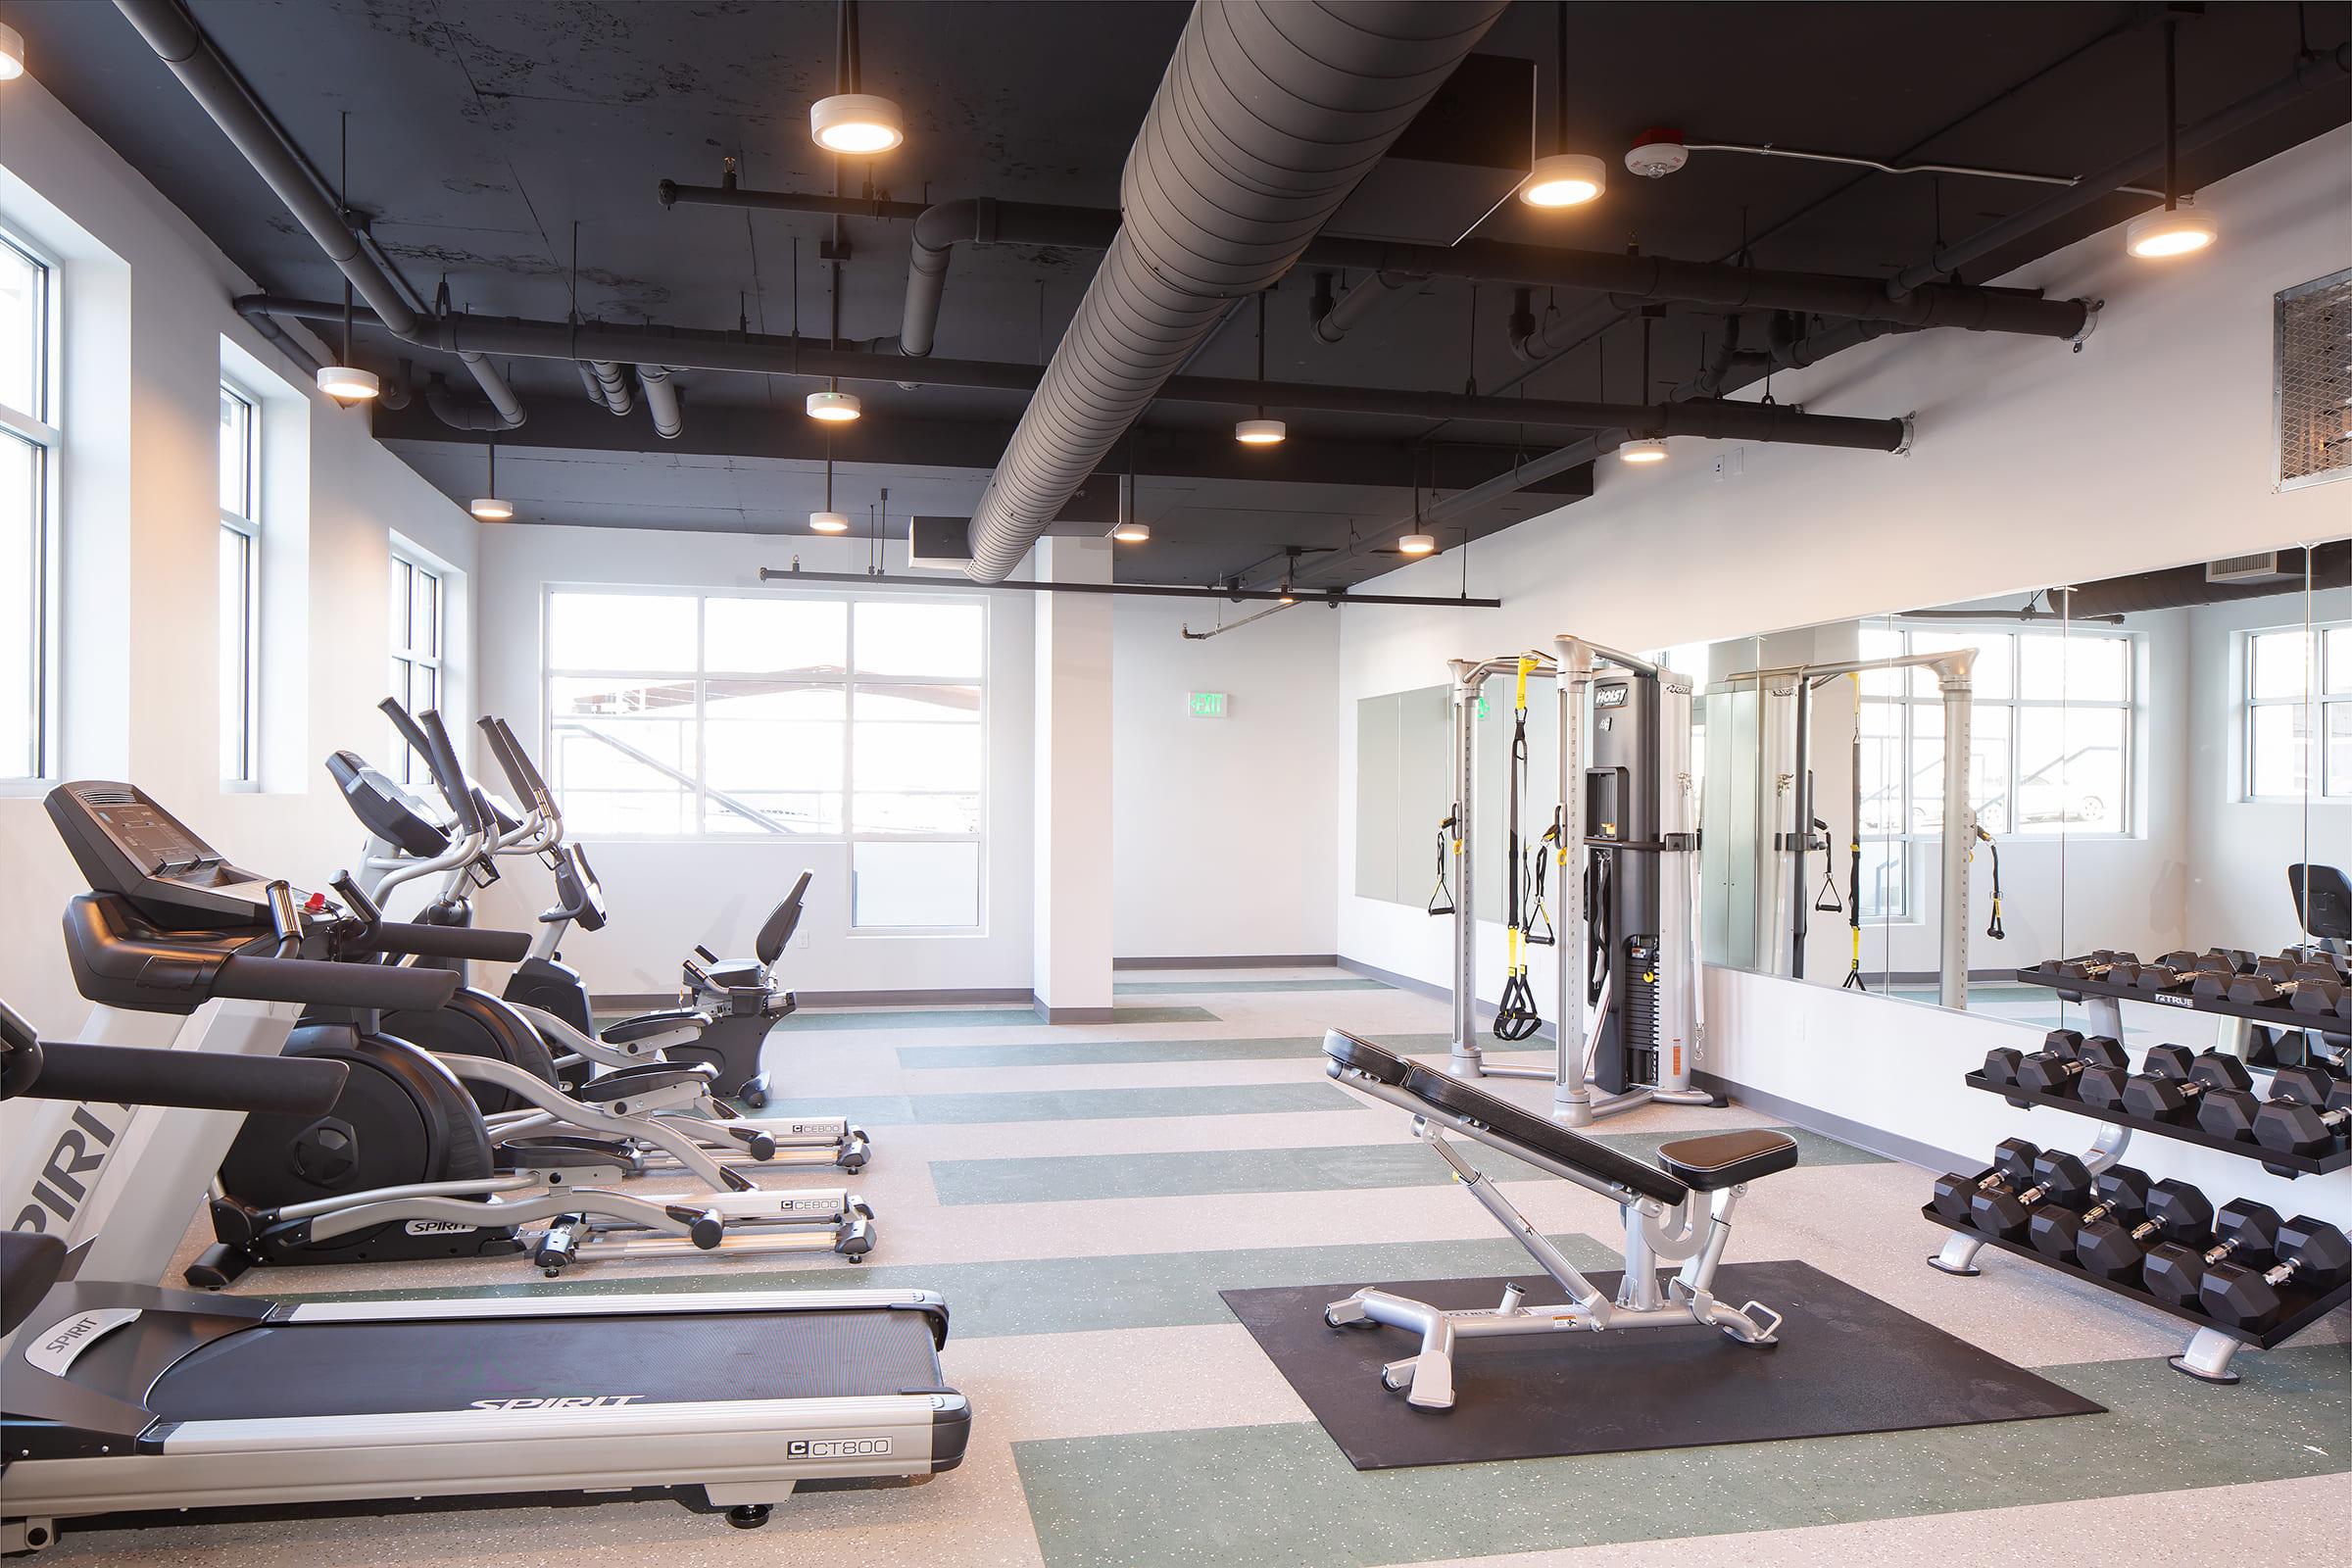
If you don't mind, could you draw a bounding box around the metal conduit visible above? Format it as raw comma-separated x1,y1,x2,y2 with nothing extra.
585,361,636,416
116,0,525,427
637,366,683,440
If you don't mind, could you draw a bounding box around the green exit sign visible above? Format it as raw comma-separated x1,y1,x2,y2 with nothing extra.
1188,691,1227,718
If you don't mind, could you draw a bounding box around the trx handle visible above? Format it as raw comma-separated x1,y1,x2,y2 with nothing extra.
1492,658,1544,1042
1976,823,2006,941
1426,809,1458,917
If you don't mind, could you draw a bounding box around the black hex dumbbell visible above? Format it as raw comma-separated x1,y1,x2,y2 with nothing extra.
2017,1035,2128,1098
1931,1138,2042,1223
2199,1216,2352,1330
2120,1045,2256,1123
2192,1062,2334,1145
1983,1031,2081,1090
1970,1150,2092,1241
2076,1178,2212,1284
2140,1200,2281,1306
2028,1164,2149,1264
2253,1073,2352,1158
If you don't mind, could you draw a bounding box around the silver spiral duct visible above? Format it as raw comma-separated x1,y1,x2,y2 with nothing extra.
962,0,1505,581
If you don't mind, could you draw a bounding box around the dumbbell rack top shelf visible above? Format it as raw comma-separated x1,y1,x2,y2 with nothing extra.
1918,1202,2350,1351
2016,965,2350,1037
1961,1071,2352,1180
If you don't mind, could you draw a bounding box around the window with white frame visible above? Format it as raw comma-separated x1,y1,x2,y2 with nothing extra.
2245,620,2350,801
1856,623,2136,918
389,550,445,787
218,381,261,784
542,588,986,929
1,223,55,783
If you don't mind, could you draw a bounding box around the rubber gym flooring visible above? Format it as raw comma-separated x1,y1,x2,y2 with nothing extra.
73,968,2352,1567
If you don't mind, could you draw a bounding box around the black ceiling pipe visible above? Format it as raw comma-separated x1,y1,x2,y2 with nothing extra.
239,292,1905,442
2062,544,2350,618
1312,268,1427,345
115,0,525,427
679,173,2098,353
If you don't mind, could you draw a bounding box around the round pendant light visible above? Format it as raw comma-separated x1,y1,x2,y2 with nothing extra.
1397,532,1438,556
1235,417,1287,446
809,511,851,534
806,388,862,422
810,93,904,155
2126,206,2217,259
469,496,514,521
0,24,26,81
318,365,380,402
1110,521,1150,544
1618,438,1669,465
1520,152,1606,209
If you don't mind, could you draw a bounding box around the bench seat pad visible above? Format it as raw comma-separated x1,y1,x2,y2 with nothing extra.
1656,1128,1799,1190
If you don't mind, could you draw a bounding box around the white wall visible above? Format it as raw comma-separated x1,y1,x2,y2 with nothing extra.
1336,125,2352,1027
0,73,480,1035
1111,594,1341,958
469,524,1036,1000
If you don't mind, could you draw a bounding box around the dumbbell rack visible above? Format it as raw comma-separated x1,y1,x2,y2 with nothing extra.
1958,1069,2352,1180
2017,964,2348,1070
1927,1080,2352,1382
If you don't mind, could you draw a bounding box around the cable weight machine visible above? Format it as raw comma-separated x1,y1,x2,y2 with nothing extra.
1435,636,1724,1127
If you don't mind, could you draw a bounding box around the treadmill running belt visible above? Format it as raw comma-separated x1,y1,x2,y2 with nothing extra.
150,1310,943,1420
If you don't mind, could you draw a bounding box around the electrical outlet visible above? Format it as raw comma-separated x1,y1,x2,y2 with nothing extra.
794,929,810,950
1712,447,1744,483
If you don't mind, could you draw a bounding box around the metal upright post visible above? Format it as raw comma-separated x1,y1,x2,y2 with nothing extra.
1553,639,1592,1116
1447,659,1483,1073
1936,650,1977,1011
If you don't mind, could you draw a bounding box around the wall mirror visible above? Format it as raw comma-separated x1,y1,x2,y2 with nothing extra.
1700,539,2349,1047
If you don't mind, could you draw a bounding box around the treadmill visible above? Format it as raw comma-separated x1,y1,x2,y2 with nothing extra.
0,782,967,1552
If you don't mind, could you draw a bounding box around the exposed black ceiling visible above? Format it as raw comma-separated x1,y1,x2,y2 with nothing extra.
15,0,2349,587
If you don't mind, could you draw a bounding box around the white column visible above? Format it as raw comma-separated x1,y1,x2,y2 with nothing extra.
1031,537,1116,1021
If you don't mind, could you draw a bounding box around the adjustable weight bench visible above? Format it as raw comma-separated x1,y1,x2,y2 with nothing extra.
1322,1029,1797,1409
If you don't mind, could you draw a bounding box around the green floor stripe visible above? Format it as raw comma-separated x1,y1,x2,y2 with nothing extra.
760,1081,1362,1127
1111,978,1391,995
778,1004,1218,1031
265,1232,1617,1337
1014,1344,2352,1568
894,1033,1457,1070
929,1125,1880,1205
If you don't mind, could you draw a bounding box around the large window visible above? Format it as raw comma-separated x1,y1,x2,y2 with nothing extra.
218,381,261,785
543,588,986,929
1857,623,2135,918
389,550,445,787
2246,620,2350,801
1,224,54,783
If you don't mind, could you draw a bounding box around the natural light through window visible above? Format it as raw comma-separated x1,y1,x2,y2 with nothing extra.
0,222,52,784
2246,621,2349,800
218,380,260,784
542,588,987,929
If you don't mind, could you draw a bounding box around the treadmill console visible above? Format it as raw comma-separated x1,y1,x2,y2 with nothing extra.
44,781,295,929
326,750,451,859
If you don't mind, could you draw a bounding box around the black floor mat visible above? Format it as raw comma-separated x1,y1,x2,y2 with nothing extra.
1221,1258,2102,1470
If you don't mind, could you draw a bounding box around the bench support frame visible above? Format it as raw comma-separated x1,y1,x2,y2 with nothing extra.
1325,1071,1785,1409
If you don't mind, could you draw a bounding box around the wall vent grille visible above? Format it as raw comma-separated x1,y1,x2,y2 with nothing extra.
2276,265,2352,491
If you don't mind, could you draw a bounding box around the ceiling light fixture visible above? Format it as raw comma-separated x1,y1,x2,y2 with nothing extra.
810,94,904,155
318,116,377,403
469,437,513,520
2130,16,2217,261
1398,532,1437,556
1110,520,1150,544
806,388,861,421
1235,293,1285,446
0,23,26,81
810,3,903,155
1618,437,1669,464
810,447,850,532
1521,153,1606,209
1519,7,1604,209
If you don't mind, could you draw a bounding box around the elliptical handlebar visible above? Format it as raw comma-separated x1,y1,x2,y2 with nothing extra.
415,709,484,837
213,953,459,1011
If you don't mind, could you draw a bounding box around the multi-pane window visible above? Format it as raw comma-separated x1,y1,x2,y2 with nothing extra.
0,224,54,783
543,589,986,929
2246,621,2350,801
218,382,261,784
389,552,444,786
1856,624,2136,918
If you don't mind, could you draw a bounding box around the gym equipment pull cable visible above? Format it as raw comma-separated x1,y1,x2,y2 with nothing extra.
1494,657,1544,1042
1975,822,2006,941
1840,672,1868,992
